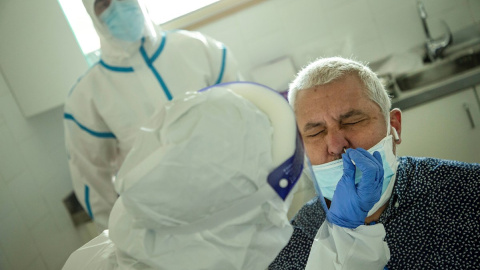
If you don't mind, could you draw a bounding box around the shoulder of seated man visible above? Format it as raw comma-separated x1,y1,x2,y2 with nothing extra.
291,196,326,239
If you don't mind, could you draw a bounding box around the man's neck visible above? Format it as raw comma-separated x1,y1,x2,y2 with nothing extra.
365,202,389,224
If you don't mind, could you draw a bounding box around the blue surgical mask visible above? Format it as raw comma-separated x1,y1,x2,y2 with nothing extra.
100,0,145,42
312,134,398,201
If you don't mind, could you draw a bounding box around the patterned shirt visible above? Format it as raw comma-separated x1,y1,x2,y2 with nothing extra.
269,156,480,270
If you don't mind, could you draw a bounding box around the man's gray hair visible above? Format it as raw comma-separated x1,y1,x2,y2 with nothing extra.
288,57,392,124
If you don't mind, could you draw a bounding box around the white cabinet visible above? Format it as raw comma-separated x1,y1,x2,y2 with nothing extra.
0,0,88,117
397,87,480,164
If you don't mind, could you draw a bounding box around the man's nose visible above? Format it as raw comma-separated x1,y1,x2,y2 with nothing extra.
325,129,349,158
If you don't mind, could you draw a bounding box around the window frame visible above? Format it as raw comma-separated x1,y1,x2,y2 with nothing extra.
59,0,266,65
161,0,266,30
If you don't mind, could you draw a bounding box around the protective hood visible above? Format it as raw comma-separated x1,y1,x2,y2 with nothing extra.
108,82,301,269
82,0,161,63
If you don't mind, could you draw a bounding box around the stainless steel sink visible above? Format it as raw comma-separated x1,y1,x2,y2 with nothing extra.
395,48,480,91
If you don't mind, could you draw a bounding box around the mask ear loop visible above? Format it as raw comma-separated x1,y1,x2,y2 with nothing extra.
392,127,400,141
387,116,400,141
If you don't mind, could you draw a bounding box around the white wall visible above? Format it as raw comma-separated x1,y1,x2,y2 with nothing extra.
0,71,86,269
195,0,480,80
0,0,478,269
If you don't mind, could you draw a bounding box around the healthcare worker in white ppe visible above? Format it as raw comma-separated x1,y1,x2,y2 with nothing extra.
62,82,389,270
64,0,242,231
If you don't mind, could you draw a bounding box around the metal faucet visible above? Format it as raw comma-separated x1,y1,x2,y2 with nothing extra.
417,0,452,62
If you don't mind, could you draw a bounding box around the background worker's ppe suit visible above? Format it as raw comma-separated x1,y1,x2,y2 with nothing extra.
64,0,241,230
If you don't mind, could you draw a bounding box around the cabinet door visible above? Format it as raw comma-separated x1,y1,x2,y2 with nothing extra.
0,0,88,117
476,84,480,105
397,88,480,164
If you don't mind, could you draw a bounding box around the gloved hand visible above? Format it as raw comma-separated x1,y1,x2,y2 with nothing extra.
327,148,384,229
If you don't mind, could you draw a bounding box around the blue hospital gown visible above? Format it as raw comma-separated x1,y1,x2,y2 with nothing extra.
269,156,480,270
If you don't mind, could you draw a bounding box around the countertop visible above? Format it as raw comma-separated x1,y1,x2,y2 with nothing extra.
391,65,480,111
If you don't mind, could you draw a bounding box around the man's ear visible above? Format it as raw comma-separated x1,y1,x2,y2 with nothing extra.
390,109,402,144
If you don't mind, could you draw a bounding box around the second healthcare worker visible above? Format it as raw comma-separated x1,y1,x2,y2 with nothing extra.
64,0,242,231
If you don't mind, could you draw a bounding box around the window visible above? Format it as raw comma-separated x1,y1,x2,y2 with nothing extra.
58,0,259,65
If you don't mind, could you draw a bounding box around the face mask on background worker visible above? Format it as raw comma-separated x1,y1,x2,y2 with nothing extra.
100,0,146,42
85,0,160,48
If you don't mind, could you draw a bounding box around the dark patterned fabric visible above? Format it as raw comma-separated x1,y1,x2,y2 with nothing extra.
269,157,480,270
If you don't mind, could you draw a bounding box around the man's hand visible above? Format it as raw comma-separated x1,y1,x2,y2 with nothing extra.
327,148,384,228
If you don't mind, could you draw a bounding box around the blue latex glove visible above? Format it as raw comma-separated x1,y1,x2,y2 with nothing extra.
327,148,384,229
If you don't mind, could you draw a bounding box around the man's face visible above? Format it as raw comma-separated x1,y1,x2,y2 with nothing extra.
94,0,112,16
295,74,388,165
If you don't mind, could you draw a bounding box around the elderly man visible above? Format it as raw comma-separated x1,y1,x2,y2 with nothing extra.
269,57,480,269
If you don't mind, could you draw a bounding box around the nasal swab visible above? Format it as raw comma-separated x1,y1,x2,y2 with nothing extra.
344,147,356,165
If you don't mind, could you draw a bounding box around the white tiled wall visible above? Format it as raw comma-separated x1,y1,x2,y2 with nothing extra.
0,0,478,269
0,71,85,269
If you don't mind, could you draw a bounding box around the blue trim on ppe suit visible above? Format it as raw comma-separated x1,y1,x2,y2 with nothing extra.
214,45,227,84
85,185,94,219
99,60,134,72
139,34,172,101
64,113,116,139
98,32,172,100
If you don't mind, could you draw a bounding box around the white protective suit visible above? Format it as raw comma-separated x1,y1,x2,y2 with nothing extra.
63,82,389,270
64,0,241,230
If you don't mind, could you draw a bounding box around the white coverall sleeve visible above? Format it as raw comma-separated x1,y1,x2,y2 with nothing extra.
64,107,119,231
305,221,390,270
